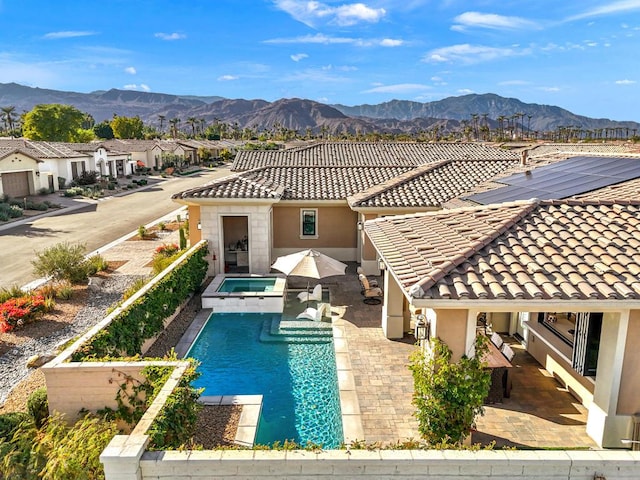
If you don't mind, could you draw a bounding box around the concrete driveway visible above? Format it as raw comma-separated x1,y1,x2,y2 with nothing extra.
0,168,231,289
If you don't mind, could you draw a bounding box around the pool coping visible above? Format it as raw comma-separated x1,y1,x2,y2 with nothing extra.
176,292,364,447
204,273,287,298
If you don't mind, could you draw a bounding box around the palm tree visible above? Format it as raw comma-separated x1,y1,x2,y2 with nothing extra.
169,117,181,138
186,117,198,138
1,106,16,132
158,115,166,133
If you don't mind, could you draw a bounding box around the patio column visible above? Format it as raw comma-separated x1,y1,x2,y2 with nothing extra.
381,269,404,339
586,311,629,448
432,309,470,362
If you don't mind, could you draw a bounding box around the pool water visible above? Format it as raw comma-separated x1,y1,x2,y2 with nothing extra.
217,278,276,293
187,312,343,448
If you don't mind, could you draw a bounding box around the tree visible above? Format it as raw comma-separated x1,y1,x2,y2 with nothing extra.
110,115,144,139
158,114,166,133
22,104,86,142
94,120,115,139
1,106,16,132
409,335,491,445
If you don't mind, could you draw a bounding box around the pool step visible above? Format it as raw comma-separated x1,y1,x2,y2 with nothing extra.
259,318,332,344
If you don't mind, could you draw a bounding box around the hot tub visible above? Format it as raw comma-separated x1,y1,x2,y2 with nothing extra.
202,274,286,312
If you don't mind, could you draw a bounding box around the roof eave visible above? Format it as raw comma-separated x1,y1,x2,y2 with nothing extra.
408,297,640,312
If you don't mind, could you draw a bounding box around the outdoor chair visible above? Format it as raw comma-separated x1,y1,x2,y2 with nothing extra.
356,267,379,289
297,283,323,303
296,302,326,322
490,332,504,349
358,274,383,305
501,343,515,362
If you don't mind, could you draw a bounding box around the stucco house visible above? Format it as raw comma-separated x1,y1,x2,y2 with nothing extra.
363,197,640,449
0,147,47,197
171,142,521,275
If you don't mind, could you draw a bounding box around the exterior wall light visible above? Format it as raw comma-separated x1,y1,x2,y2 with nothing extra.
414,314,430,341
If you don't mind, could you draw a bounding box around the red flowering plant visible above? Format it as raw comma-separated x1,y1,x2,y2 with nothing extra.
155,243,180,257
0,295,46,333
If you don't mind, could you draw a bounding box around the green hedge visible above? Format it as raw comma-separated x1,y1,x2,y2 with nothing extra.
71,242,208,360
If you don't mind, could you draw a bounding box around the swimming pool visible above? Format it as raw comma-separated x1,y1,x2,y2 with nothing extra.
187,312,343,448
217,278,277,293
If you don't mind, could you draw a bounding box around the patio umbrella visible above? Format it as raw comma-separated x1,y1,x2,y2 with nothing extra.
271,249,347,304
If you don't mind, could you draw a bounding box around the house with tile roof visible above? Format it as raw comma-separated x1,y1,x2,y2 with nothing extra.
0,147,47,197
364,198,640,449
172,142,520,274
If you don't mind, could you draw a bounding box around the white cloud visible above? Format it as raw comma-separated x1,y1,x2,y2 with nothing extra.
424,44,527,64
265,33,357,45
218,75,239,81
452,12,539,31
539,86,560,92
123,83,150,92
273,0,385,27
457,88,475,94
291,53,308,62
154,32,186,41
567,0,640,21
380,38,404,47
43,31,96,39
124,66,137,75
363,83,432,94
616,79,636,84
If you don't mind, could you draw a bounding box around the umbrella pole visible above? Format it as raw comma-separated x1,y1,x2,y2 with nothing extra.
306,280,310,307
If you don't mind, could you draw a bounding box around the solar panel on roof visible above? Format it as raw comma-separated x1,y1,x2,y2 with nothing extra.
465,156,640,205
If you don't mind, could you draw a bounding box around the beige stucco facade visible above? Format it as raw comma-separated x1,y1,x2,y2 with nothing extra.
0,151,44,196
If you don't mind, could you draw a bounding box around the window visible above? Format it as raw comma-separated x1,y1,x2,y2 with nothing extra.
300,209,318,239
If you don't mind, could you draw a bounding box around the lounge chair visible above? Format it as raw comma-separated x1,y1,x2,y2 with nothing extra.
297,283,322,303
501,343,515,362
296,302,326,322
490,332,504,349
358,274,383,305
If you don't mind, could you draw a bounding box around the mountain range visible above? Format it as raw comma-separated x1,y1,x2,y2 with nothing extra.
1,82,638,136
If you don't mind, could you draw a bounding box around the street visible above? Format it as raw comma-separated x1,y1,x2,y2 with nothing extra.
0,169,231,288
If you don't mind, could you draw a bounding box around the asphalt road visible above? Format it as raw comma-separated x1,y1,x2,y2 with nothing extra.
0,168,231,289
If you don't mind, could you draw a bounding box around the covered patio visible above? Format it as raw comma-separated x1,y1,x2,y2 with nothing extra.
322,265,597,448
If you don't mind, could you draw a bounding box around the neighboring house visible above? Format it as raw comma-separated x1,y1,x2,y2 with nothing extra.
172,142,520,275
69,143,132,178
363,198,640,449
0,148,47,197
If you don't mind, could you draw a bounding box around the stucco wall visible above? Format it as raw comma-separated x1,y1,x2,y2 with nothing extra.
618,309,640,415
272,205,357,250
187,205,202,245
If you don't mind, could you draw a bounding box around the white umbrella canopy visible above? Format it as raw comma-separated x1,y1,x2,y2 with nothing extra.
271,249,347,279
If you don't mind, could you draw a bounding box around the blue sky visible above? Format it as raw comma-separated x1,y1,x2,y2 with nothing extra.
1,0,639,121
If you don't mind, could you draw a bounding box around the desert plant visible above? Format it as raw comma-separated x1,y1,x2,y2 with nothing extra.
0,285,25,303
409,335,491,446
27,388,49,429
157,221,166,231
179,227,187,250
155,243,179,257
152,250,183,275
0,294,47,333
86,254,109,275
56,282,74,300
137,225,147,239
74,170,99,186
38,187,51,196
31,242,90,283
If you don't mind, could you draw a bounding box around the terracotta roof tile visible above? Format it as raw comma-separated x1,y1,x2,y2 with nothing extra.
365,199,640,302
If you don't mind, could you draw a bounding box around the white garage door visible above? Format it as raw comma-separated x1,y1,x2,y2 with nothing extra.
1,171,30,197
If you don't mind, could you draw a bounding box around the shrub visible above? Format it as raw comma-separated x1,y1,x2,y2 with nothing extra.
27,388,49,429
152,250,182,275
31,242,90,284
58,177,66,189
107,182,116,190
74,170,99,186
0,285,25,303
38,187,51,196
0,413,118,480
63,186,84,197
155,243,179,257
137,225,147,239
86,254,109,275
409,335,491,445
0,412,30,439
56,282,74,300
0,211,9,222
0,294,47,333
158,221,166,231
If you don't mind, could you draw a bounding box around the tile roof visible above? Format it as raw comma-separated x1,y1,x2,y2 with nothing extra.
0,139,87,159
172,171,285,201
365,199,640,302
573,177,640,201
232,142,518,170
348,159,518,208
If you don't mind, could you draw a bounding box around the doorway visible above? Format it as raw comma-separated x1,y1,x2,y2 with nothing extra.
222,216,249,273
